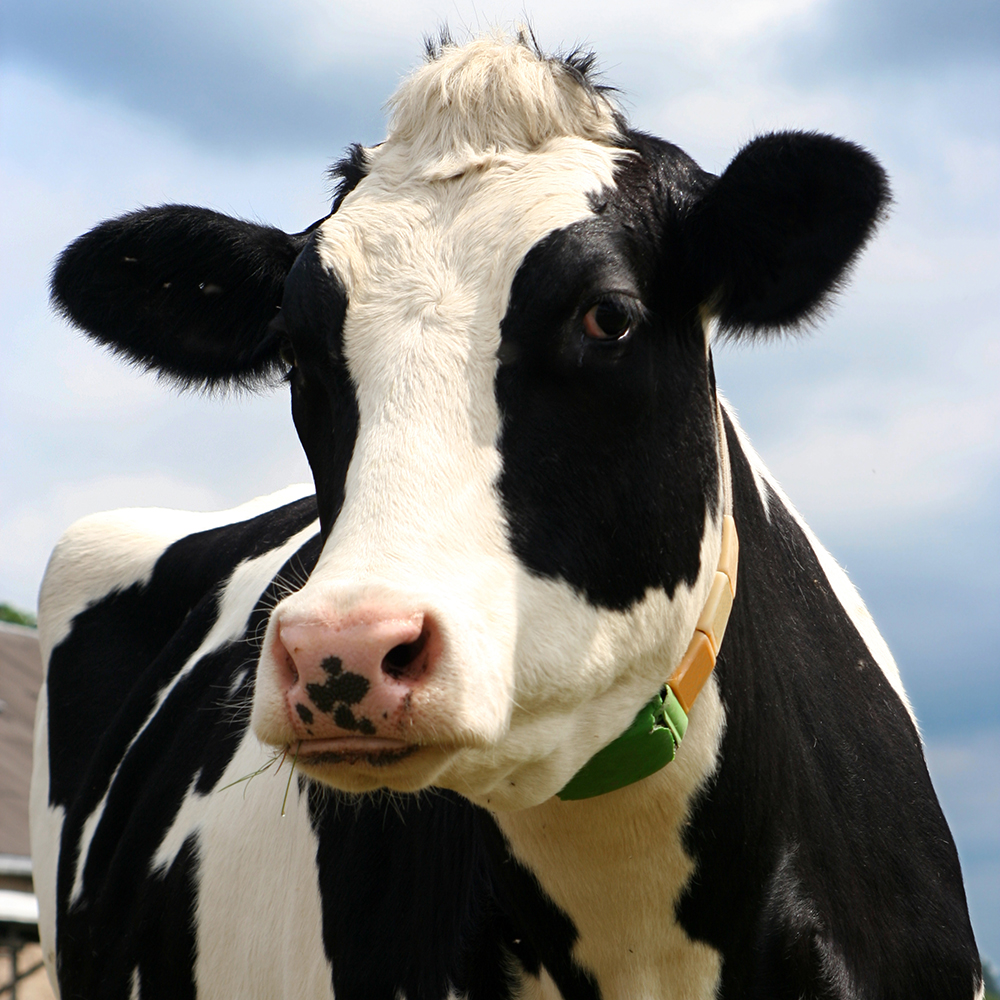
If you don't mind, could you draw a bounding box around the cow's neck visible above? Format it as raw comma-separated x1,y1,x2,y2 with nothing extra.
494,683,726,1000
495,402,732,999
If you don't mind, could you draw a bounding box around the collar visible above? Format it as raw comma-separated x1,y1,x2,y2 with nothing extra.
557,402,738,801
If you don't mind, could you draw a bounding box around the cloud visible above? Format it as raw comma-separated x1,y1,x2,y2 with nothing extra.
5,0,923,158
1,0,403,154
1,381,312,613
782,0,1000,79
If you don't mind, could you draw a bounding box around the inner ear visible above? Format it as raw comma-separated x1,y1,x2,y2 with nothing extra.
51,205,313,388
682,131,891,337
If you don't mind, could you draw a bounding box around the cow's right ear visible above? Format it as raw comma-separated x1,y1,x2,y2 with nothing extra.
51,205,316,388
681,131,890,338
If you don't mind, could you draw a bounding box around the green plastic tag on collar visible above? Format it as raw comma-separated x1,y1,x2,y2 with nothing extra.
556,686,689,801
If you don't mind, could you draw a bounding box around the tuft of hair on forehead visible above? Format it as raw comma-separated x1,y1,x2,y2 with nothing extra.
384,29,625,172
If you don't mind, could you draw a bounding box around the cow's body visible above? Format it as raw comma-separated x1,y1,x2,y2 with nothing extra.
31,33,980,1000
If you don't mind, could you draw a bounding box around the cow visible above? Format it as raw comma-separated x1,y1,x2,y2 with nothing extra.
30,31,981,1000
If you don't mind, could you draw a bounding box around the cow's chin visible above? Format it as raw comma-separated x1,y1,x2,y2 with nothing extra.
267,737,563,807
289,739,458,794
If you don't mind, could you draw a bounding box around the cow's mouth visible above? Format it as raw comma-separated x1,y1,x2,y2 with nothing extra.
292,736,419,767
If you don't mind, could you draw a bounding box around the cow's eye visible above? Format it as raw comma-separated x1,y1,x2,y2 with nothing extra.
583,301,632,342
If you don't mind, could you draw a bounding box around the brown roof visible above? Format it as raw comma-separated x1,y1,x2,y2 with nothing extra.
0,623,42,860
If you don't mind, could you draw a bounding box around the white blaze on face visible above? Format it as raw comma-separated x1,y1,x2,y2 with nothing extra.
254,38,721,806
321,133,624,593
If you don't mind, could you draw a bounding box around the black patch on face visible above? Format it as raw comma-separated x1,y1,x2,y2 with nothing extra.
496,135,719,610
295,702,314,726
280,235,360,539
674,411,980,998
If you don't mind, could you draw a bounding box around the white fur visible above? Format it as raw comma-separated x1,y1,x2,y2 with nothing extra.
386,33,620,180
67,788,108,908
441,516,722,810
150,774,204,874
718,394,771,522
497,678,726,1000
192,730,334,1000
127,720,335,998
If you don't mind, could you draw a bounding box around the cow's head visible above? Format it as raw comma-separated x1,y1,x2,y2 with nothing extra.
51,35,888,808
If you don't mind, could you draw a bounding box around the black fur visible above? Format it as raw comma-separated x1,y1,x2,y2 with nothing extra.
676,412,979,998
279,235,360,538
328,143,371,213
497,136,719,609
50,205,314,388
308,785,522,1000
682,131,891,337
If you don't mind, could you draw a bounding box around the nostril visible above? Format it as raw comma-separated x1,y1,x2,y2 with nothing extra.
382,627,430,681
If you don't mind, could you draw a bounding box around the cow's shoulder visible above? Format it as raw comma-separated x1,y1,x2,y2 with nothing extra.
38,484,317,663
40,486,320,814
677,408,979,998
37,488,329,999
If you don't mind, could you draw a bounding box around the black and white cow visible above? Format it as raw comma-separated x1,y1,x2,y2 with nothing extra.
31,33,981,1000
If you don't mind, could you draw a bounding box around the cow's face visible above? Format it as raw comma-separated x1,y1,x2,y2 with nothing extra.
251,126,724,806
50,36,889,808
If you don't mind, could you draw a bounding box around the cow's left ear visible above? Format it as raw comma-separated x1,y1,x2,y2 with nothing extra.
682,131,890,337
51,205,317,388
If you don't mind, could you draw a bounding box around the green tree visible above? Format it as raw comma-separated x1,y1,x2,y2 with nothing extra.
983,956,1000,1000
0,602,37,627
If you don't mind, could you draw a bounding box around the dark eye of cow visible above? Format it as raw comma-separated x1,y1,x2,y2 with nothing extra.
583,300,632,342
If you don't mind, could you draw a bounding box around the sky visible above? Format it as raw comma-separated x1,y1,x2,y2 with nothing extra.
2,0,998,960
